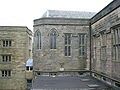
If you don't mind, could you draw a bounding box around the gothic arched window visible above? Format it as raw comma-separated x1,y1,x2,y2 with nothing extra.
34,31,41,49
50,30,57,49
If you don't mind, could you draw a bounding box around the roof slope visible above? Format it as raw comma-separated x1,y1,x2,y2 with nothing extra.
42,10,96,19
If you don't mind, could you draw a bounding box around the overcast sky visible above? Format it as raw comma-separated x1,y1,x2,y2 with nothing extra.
0,0,113,30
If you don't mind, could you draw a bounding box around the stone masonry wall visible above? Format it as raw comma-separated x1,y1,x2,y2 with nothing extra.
91,7,120,81
33,18,90,72
0,27,32,90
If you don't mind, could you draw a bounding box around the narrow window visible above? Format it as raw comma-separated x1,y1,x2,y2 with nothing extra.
64,33,71,56
101,33,106,46
50,30,56,49
100,46,107,60
79,34,86,57
100,32,107,61
112,27,120,61
34,31,41,49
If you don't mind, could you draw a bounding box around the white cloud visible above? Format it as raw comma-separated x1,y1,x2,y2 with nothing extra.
0,0,113,30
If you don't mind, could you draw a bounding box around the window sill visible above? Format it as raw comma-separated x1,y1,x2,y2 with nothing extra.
78,56,87,59
1,47,13,49
112,60,120,63
50,49,57,51
64,56,71,57
0,62,11,64
101,46,106,48
100,59,107,61
26,70,33,72
113,44,120,46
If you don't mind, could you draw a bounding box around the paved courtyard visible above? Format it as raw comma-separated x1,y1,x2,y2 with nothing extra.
32,75,113,90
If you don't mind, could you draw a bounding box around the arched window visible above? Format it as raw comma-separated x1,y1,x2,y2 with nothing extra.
50,30,57,49
34,31,41,49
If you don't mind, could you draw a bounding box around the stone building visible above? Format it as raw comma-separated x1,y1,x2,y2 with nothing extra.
33,0,120,89
0,0,120,89
33,10,95,75
91,0,120,88
0,26,32,90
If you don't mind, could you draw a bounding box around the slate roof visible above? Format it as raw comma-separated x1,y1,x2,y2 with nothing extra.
42,10,96,19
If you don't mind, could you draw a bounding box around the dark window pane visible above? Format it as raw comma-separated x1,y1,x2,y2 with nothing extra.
9,41,12,46
5,71,7,76
82,35,85,45
82,47,85,56
2,71,4,77
36,32,41,49
65,35,67,45
6,41,8,47
26,66,29,70
65,46,67,56
68,35,71,45
53,35,56,49
79,35,81,45
9,56,11,61
5,56,8,62
50,31,56,49
50,34,53,49
27,79,32,83
68,46,71,56
30,67,33,70
2,56,5,62
3,41,5,47
8,71,11,76
37,35,39,49
79,47,82,56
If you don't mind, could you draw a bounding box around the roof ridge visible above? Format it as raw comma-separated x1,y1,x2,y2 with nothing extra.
47,10,95,13
42,10,96,19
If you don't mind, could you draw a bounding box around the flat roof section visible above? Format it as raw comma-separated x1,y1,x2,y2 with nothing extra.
32,75,112,90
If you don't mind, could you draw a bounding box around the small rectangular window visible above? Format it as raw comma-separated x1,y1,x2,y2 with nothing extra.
1,70,11,77
2,55,11,62
2,40,12,47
